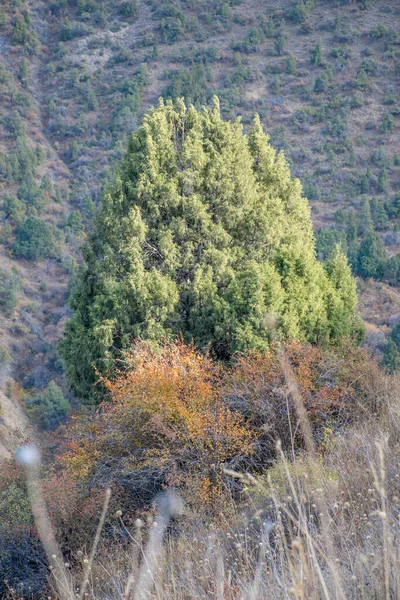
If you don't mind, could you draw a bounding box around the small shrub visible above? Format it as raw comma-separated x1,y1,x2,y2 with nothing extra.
13,217,57,261
0,267,21,316
381,112,394,134
25,381,70,430
310,41,323,66
120,0,138,19
0,346,11,369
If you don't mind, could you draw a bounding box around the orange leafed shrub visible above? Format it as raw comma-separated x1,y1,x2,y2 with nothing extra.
60,340,255,507
57,339,381,519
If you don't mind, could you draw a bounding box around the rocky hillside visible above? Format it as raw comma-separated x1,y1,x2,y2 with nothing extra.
0,0,399,435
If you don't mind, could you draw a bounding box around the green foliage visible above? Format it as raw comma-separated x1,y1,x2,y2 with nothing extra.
0,9,7,30
381,112,394,134
235,27,264,53
383,339,400,374
3,194,26,225
286,54,297,74
60,98,359,403
18,176,48,212
25,380,70,430
274,33,286,56
378,168,388,193
391,320,400,352
18,58,28,86
324,247,362,341
370,23,390,39
12,13,29,44
370,196,388,230
314,72,330,93
310,42,323,66
287,1,314,24
66,210,84,235
359,168,371,194
60,17,72,41
315,228,347,261
386,193,400,218
13,217,57,261
357,230,387,279
158,9,186,43
358,198,373,234
271,76,281,94
12,11,39,52
385,254,400,285
0,267,21,316
0,346,11,369
163,63,212,105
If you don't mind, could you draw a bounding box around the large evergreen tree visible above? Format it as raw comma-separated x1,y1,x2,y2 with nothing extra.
60,98,360,403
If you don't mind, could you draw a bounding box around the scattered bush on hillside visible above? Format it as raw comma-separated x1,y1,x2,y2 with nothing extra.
24,381,70,430
120,0,138,19
13,217,57,261
0,346,11,369
0,267,21,316
383,339,400,374
357,230,387,279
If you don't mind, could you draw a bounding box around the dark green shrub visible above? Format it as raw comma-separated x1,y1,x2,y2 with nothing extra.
236,27,264,53
370,23,389,39
316,228,347,261
0,267,21,316
120,0,138,18
285,55,297,74
273,33,286,56
357,231,387,279
370,197,388,230
163,63,212,105
12,14,29,44
13,217,57,261
3,194,26,225
310,42,323,66
381,112,394,134
386,193,400,218
385,254,400,285
383,339,400,373
378,168,388,193
0,347,11,369
391,320,400,352
159,13,186,43
25,381,70,430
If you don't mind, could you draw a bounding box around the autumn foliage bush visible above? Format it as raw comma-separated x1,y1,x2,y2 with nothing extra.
60,340,255,510
55,338,379,525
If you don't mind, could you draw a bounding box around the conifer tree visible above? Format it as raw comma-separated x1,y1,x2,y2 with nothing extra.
391,320,400,352
358,198,373,235
370,196,388,230
383,339,400,374
60,98,360,403
378,168,388,193
18,58,28,86
357,230,387,279
310,42,322,66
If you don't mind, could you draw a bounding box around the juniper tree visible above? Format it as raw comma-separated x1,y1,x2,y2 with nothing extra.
60,98,360,403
